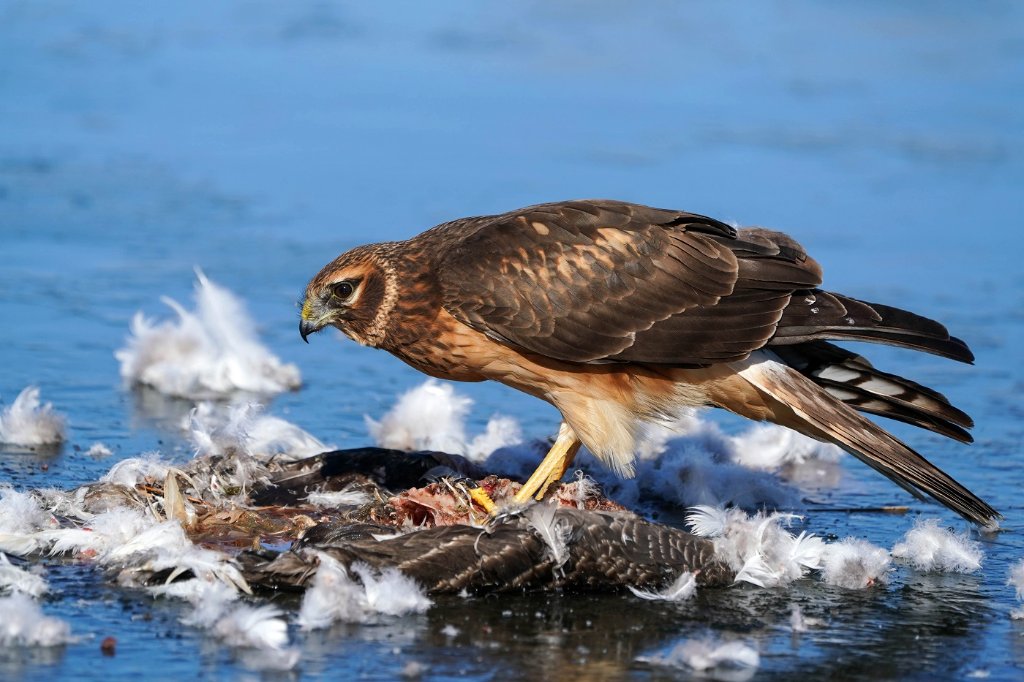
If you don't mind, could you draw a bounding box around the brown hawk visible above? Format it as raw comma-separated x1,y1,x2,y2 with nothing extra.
299,199,997,525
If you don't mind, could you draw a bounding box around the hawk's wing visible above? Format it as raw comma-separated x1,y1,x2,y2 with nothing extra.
436,200,822,365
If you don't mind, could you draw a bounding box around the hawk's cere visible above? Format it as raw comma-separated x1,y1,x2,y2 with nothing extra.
300,199,997,525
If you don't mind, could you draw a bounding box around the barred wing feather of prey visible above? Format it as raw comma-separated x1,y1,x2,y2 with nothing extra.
437,200,823,366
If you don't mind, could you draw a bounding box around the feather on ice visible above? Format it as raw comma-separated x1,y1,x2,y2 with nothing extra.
629,571,698,602
1008,559,1024,619
0,387,66,446
0,553,48,597
297,553,431,630
366,380,522,460
891,519,983,573
0,593,72,647
115,270,301,399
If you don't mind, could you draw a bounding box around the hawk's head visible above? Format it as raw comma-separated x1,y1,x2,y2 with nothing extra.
299,243,399,348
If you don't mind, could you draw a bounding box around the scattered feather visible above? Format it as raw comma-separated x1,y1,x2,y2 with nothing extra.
567,470,600,510
85,442,113,458
306,487,372,508
526,504,572,572
402,661,428,678
368,382,800,513
730,424,840,474
0,553,48,597
367,380,473,454
211,603,290,650
605,420,800,512
0,487,55,556
891,519,983,573
296,553,366,629
0,593,72,646
115,269,301,399
189,401,327,464
1008,559,1024,619
367,380,520,459
0,387,66,446
41,507,249,593
297,553,431,629
352,563,433,617
467,416,523,462
186,403,275,496
244,410,330,461
100,452,171,488
790,604,807,633
45,508,156,558
686,505,732,539
686,506,822,588
179,581,298,669
630,571,697,602
821,538,891,589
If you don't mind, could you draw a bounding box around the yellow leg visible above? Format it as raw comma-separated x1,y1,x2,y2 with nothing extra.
513,422,582,504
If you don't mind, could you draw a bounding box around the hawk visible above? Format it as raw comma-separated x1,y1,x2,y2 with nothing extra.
300,200,997,525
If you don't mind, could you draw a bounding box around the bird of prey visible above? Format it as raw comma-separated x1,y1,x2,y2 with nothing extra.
300,200,997,525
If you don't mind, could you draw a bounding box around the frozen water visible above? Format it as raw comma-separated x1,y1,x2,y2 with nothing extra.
0,1,1021,680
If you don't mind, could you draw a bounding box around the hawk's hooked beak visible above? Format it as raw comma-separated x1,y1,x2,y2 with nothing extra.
299,298,321,343
299,318,318,343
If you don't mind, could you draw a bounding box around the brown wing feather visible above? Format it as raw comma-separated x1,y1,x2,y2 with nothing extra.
434,199,971,367
437,201,821,365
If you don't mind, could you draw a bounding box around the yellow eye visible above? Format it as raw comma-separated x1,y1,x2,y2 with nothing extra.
331,281,355,300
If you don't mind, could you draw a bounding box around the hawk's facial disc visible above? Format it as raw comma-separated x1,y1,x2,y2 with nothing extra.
300,278,359,342
300,247,396,347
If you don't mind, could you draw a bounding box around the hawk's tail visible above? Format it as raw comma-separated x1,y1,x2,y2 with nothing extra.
735,355,999,526
770,291,974,364
773,341,974,444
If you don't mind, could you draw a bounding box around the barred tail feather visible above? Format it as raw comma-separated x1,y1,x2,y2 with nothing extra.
736,355,998,525
774,341,974,443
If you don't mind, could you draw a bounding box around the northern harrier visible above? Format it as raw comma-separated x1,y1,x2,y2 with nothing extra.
300,200,997,525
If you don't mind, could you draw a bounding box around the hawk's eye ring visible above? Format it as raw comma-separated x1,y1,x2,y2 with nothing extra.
332,281,355,300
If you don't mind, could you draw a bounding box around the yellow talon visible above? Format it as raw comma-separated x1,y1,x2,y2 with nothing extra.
468,486,497,514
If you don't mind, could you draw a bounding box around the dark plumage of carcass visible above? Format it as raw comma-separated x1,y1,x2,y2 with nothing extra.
236,448,734,594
